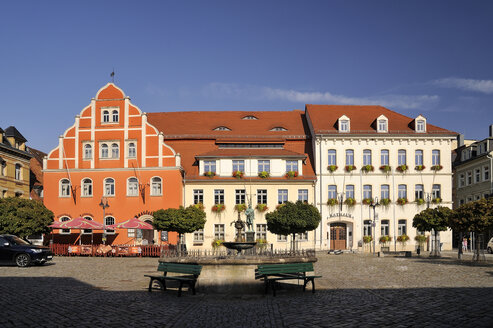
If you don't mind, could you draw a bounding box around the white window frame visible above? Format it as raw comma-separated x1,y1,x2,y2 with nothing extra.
328,149,336,166
380,150,389,166
83,143,93,159
338,115,350,132
81,178,93,197
398,150,406,166
286,160,298,172
256,224,267,240
415,150,423,166
258,160,270,173
193,229,204,243
128,142,137,158
346,150,354,165
432,150,440,166
104,178,115,196
111,143,119,159
105,216,115,234
15,163,22,180
82,216,93,235
127,177,139,197
100,143,109,159
484,166,490,181
363,150,372,166
60,179,71,197
150,177,162,196
381,185,390,200
278,189,288,204
60,216,71,234
193,189,204,204
298,189,308,202
214,224,225,240
204,160,216,173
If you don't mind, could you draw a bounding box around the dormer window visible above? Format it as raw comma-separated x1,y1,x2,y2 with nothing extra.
213,126,231,131
242,115,258,120
415,115,427,133
338,115,350,133
376,115,388,133
270,127,287,131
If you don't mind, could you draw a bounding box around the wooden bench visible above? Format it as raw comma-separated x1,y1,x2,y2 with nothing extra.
255,262,321,296
145,262,202,297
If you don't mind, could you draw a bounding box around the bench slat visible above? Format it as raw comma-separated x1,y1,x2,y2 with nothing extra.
157,262,202,275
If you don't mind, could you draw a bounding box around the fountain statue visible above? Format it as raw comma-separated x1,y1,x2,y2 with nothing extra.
222,211,256,254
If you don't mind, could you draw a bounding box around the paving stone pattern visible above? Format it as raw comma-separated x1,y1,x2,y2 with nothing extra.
1,252,492,327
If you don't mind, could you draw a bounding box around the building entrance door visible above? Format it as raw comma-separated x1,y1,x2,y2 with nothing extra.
330,223,347,250
142,220,154,244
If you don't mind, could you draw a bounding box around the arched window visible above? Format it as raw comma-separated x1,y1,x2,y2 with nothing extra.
104,178,115,196
128,143,136,158
151,177,162,196
83,216,93,234
82,178,92,197
105,216,115,234
101,144,109,158
84,144,92,159
1,160,6,176
15,164,21,180
127,177,138,196
60,216,71,234
112,110,119,122
60,179,71,197
103,110,110,123
111,143,119,158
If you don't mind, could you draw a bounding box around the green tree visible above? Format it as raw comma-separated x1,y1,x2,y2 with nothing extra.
0,197,54,238
153,205,206,249
449,198,493,261
266,201,321,251
412,206,452,257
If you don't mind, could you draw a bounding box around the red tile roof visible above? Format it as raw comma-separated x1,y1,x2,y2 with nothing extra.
305,105,457,135
196,148,306,158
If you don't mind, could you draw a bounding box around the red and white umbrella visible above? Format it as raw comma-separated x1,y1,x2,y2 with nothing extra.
59,217,104,230
107,217,154,230
48,221,64,229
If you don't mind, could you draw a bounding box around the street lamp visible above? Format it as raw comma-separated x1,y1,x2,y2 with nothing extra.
425,192,432,209
99,198,110,245
368,197,379,256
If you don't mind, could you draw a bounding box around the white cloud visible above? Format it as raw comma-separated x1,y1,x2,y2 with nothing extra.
433,78,493,94
202,83,439,110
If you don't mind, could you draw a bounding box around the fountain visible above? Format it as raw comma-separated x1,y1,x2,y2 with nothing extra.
221,211,257,255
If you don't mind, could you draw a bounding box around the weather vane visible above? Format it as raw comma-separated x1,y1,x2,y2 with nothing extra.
110,69,115,83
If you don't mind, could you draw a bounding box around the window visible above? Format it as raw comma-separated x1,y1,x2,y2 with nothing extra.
398,220,407,235
278,189,288,204
258,160,270,173
432,150,440,166
84,144,92,159
270,127,287,131
381,220,389,236
242,115,258,120
381,150,389,166
363,150,372,166
214,189,224,204
328,150,336,166
104,178,115,196
415,184,424,200
346,150,354,165
277,234,287,242
286,160,298,172
298,189,308,202
475,194,481,201
193,189,204,205
398,184,407,199
297,232,308,241
432,184,441,200
232,160,244,173
363,185,372,199
381,185,390,200
484,166,490,181
364,220,372,236
475,169,481,183
398,150,406,166
82,178,92,197
128,229,136,238
213,126,231,131
14,164,21,180
416,120,425,132
161,231,168,242
112,110,119,122
415,150,423,166
127,177,138,196
257,189,267,204
459,173,465,187
459,199,465,206
60,179,71,197
345,185,355,199
128,143,136,158
214,224,225,240
60,216,71,234
328,185,337,200
339,120,349,132
111,143,119,158
467,171,472,185
235,189,246,204
101,144,109,158
378,119,388,132
102,110,110,123
151,177,162,196
105,216,115,234
1,161,6,176
194,229,204,242
204,160,216,173
256,224,267,240
82,216,93,234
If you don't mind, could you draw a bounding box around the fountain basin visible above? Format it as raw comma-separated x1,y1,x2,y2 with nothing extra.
221,242,257,254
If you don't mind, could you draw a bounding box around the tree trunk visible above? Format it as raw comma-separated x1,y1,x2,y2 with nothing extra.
458,232,463,260
432,230,441,257
474,233,481,261
291,233,296,252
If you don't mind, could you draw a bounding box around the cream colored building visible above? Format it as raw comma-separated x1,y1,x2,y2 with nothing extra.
306,105,457,252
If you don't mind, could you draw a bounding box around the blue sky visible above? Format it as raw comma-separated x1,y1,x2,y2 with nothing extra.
1,0,492,152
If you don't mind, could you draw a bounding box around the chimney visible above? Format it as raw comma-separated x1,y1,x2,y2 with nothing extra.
457,134,464,147
489,124,493,137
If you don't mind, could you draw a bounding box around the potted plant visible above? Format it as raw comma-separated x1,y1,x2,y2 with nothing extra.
380,198,391,206
397,197,408,205
345,165,357,172
344,198,356,207
258,171,270,179
431,165,443,172
362,198,372,205
397,234,410,247
396,165,408,173
204,171,216,178
256,203,269,212
363,236,373,244
211,239,224,249
432,197,442,204
361,165,374,173
235,204,246,212
327,165,338,172
211,204,226,212
233,170,244,179
379,165,392,173
415,165,425,171
193,203,205,210
379,235,391,252
285,171,298,178
415,198,425,206
327,198,339,206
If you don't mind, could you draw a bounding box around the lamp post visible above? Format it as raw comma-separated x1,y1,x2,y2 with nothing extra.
425,192,432,209
368,197,379,256
99,197,110,245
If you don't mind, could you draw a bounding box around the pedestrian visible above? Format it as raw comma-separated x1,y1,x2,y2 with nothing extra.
462,238,467,252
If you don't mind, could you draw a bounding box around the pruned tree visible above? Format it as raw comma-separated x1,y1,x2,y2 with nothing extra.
449,198,493,261
412,206,452,257
266,201,321,251
0,197,54,238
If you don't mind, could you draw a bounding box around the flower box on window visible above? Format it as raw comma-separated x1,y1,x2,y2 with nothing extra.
379,235,392,244
415,165,425,171
431,165,443,172
415,198,425,206
345,165,357,172
193,203,205,210
256,204,269,212
396,165,408,173
258,171,270,179
233,171,244,179
362,198,373,205
432,197,442,204
204,171,216,178
397,234,410,245
211,239,224,248
379,165,392,173
285,171,298,178
361,165,374,173
397,197,408,205
211,204,225,212
344,198,356,207
234,204,246,212
363,236,373,244
327,198,339,206
327,165,338,173
380,198,391,206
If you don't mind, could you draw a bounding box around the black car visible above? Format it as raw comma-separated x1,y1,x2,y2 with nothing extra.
0,234,53,267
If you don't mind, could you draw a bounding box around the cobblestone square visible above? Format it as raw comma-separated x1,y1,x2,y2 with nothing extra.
1,252,492,327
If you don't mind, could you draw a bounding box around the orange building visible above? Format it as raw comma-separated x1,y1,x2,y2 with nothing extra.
43,83,181,245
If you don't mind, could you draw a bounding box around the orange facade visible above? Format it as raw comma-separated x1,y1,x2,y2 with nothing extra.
43,84,181,245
